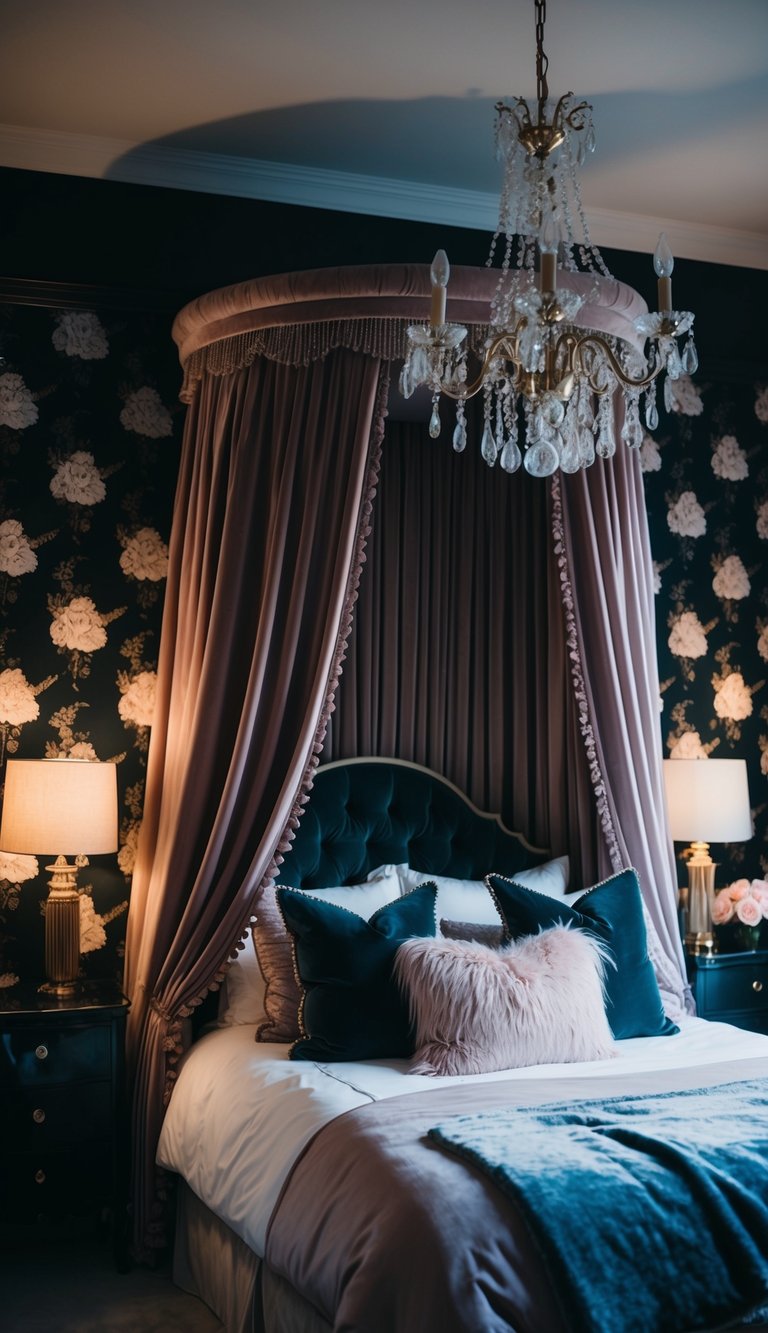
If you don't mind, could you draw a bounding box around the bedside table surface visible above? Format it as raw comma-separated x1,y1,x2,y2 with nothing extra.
687,950,768,1035
0,978,128,1019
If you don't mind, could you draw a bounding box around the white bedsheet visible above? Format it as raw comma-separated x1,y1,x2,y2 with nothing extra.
156,1016,768,1257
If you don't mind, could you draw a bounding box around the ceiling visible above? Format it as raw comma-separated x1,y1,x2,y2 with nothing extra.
1,0,767,269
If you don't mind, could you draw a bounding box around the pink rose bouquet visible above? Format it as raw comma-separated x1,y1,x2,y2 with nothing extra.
712,879,768,927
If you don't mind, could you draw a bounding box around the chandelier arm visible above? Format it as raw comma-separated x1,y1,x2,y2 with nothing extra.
437,328,526,401
565,332,663,393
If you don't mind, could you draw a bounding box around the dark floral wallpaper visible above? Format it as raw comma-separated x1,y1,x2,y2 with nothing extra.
0,301,181,987
642,372,768,887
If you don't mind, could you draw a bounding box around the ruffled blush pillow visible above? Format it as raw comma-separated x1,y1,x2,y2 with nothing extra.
395,926,614,1077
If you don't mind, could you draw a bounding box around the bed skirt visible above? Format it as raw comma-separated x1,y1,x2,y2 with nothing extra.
173,1180,332,1333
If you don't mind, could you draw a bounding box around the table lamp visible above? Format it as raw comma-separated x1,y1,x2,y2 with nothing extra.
0,758,118,995
662,757,753,955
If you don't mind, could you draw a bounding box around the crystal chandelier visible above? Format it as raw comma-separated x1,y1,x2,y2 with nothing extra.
400,0,697,478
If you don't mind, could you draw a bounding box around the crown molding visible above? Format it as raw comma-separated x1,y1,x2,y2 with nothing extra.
1,123,766,271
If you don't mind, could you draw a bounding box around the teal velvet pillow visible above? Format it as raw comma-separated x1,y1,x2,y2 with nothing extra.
277,883,438,1061
487,868,678,1040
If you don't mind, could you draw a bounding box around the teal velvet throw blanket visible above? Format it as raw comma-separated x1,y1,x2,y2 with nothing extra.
429,1080,768,1333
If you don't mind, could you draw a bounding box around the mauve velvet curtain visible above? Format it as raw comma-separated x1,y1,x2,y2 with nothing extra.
325,416,598,883
554,439,689,998
124,347,386,1260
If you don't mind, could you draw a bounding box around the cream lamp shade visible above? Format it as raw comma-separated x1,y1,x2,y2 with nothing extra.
0,758,118,995
662,758,753,845
0,758,118,855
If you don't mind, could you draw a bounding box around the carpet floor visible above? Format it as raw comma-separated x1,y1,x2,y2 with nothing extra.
0,1224,223,1332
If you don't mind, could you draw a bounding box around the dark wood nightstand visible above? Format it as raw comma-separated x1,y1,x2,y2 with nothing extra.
0,979,130,1260
687,950,768,1034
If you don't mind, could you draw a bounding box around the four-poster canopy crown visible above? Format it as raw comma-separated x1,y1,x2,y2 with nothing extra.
400,0,696,479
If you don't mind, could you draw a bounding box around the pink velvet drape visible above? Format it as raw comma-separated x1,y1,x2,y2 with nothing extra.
124,348,387,1260
554,440,690,1003
324,416,598,883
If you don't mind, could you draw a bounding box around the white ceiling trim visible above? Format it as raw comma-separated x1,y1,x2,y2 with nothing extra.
1,123,766,272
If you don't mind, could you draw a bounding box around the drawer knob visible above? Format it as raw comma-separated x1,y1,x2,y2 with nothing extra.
753,980,764,993
34,1044,49,1061
32,1107,46,1124
34,1169,46,1185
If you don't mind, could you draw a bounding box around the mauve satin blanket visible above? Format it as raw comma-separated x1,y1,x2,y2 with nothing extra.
264,1056,768,1333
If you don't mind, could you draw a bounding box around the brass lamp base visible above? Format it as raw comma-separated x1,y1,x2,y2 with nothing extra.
38,856,81,996
683,844,717,956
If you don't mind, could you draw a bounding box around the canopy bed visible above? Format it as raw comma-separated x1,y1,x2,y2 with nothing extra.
121,264,767,1328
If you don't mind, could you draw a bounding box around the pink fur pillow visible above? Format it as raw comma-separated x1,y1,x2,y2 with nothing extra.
395,926,614,1076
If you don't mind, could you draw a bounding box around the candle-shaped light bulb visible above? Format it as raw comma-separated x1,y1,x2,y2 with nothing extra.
538,215,559,293
654,232,674,311
430,249,450,328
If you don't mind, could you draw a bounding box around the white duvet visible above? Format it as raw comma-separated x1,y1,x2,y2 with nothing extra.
156,1017,768,1258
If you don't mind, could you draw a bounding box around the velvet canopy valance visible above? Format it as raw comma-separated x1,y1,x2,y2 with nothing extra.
124,261,687,1261
172,262,649,401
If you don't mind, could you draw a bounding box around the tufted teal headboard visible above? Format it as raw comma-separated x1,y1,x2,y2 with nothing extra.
273,757,549,889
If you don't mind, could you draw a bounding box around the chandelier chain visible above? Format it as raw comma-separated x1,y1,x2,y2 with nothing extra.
535,0,550,111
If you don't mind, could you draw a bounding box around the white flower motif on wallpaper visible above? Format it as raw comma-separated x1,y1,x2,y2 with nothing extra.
668,729,711,760
0,852,39,884
711,434,748,482
118,669,157,729
652,562,662,594
68,740,99,761
0,372,38,430
757,502,768,541
79,892,107,954
49,595,126,686
50,450,107,506
712,554,750,615
755,387,768,424
0,667,55,751
665,374,703,417
119,527,169,582
0,519,37,577
52,311,109,361
119,387,173,439
668,610,710,661
640,435,662,474
667,491,707,538
117,821,140,878
758,623,768,665
713,671,753,723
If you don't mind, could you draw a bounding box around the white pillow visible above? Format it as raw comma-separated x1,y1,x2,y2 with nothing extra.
368,863,501,926
510,855,570,899
220,872,402,1026
218,928,266,1026
367,858,569,926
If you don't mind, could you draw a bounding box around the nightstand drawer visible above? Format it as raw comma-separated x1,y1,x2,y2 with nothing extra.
697,962,768,1015
0,1023,111,1088
2,1080,112,1146
2,1141,114,1220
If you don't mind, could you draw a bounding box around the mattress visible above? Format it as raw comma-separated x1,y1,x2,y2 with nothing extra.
156,1015,768,1259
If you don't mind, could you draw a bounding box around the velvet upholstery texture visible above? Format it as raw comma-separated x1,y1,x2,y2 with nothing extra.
273,759,548,891
488,869,679,1040
277,883,438,1061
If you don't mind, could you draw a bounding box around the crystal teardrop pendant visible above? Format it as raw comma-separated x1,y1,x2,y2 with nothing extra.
559,436,582,474
452,418,467,453
399,362,413,399
682,338,698,374
429,404,441,439
481,423,498,466
645,393,659,431
578,427,595,467
524,438,559,478
500,438,522,473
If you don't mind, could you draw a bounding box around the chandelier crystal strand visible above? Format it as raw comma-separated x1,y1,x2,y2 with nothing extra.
401,0,695,477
